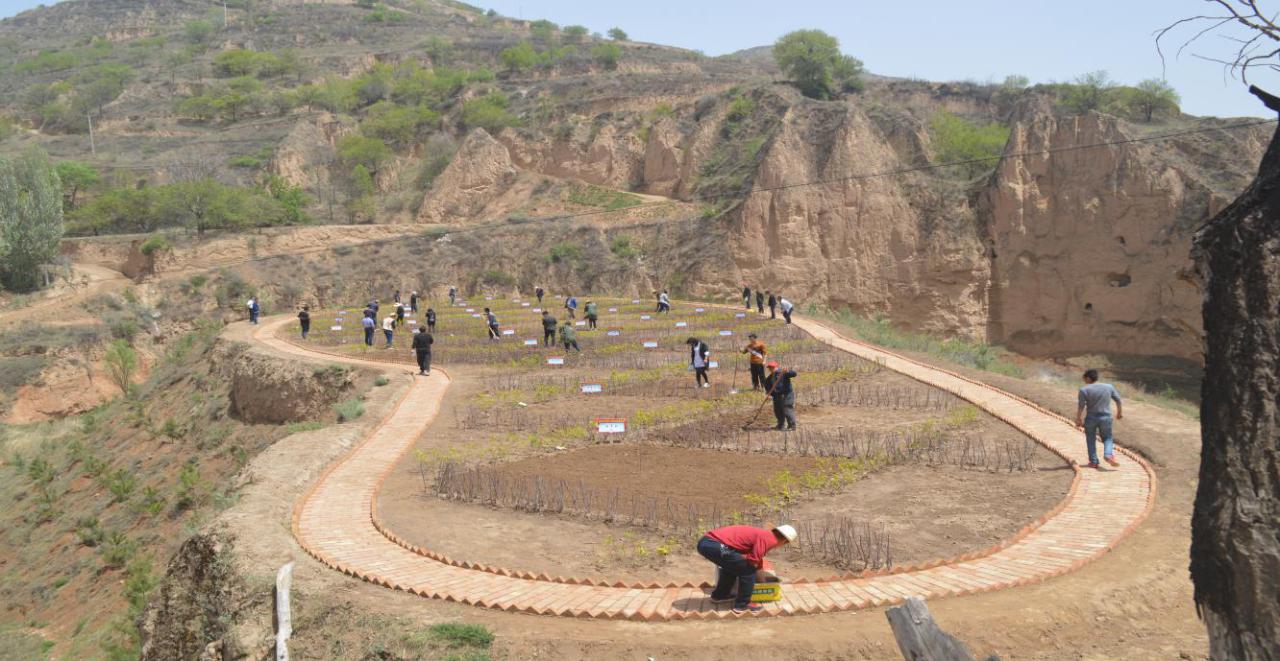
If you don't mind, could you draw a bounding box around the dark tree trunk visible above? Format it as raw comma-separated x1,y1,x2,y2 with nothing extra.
1190,87,1280,660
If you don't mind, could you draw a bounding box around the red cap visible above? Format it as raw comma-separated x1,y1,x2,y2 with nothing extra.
766,361,779,369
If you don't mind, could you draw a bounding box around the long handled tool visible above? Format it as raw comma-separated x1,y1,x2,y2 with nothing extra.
742,368,781,430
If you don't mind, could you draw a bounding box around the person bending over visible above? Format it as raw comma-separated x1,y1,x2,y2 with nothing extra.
697,524,796,614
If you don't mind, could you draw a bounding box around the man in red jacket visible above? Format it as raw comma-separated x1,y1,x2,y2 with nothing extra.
697,524,797,613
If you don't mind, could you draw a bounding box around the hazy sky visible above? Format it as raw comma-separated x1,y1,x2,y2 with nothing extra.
3,0,1277,117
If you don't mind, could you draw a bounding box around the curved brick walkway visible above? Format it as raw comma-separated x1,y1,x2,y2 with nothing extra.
252,311,1155,620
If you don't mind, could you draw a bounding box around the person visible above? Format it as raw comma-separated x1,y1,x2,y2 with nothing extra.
425,307,437,333
411,326,434,375
756,290,765,314
297,305,311,339
742,285,752,309
766,291,777,319
541,310,558,347
585,300,599,330
559,319,581,352
409,291,419,313
247,296,260,324
363,304,375,320
779,295,794,324
1075,369,1123,468
697,524,796,614
370,299,380,317
395,302,406,327
535,286,545,304
654,290,663,313
741,333,767,390
484,307,500,340
448,286,457,306
394,290,401,304
362,313,375,347
565,294,578,319
382,314,396,348
687,337,711,389
764,362,797,430
658,290,671,314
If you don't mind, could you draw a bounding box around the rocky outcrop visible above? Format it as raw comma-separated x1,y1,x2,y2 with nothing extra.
270,113,348,192
416,129,519,224
1190,97,1280,660
983,107,1267,363
499,123,645,190
723,98,990,338
212,340,353,424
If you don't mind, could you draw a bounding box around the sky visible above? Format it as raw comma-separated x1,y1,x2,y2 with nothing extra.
2,0,1277,117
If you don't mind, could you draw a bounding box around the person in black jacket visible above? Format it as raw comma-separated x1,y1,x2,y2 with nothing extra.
541,311,558,347
425,308,437,332
411,327,434,375
766,291,777,319
485,307,500,340
742,285,752,309
686,337,711,389
409,291,419,313
535,286,545,304
297,305,311,339
756,290,765,314
764,362,798,430
395,302,406,327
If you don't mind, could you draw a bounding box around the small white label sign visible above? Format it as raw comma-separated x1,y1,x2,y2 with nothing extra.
736,313,746,318
581,384,602,393
524,339,537,346
719,330,732,336
502,329,515,335
608,307,618,312
575,320,586,326
631,299,641,304
675,321,687,328
466,308,475,312
695,307,705,313
607,330,620,336
596,420,627,434
642,341,658,348
408,320,417,325
330,326,342,331
709,361,719,368
533,308,542,313
522,302,531,307
641,315,651,320
547,357,565,365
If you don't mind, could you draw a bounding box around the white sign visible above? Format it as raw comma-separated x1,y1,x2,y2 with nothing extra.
608,307,618,312
581,384,603,393
408,320,417,325
642,341,658,348
641,315,651,320
709,361,719,369
596,419,627,434
338,311,347,315
533,308,542,313
631,299,641,304
485,296,493,300
695,307,705,313
607,330,620,336
472,313,482,318
330,326,342,331
547,357,565,365
502,329,515,335
466,308,475,312
719,330,732,336
675,321,687,328
575,320,586,326
735,312,746,318
524,339,537,346
522,302,531,307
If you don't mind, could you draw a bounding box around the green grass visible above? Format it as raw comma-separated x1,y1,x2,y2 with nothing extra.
826,310,1023,377
567,185,642,210
333,399,365,422
285,421,325,434
426,623,493,649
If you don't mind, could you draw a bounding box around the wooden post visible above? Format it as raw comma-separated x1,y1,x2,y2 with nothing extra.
886,596,993,661
274,562,294,661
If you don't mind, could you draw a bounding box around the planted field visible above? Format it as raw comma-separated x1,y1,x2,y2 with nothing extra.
284,295,1071,584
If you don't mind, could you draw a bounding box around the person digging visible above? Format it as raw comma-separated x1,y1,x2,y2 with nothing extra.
764,362,798,430
697,524,797,613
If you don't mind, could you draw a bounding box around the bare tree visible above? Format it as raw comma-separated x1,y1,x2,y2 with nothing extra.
1156,1,1280,83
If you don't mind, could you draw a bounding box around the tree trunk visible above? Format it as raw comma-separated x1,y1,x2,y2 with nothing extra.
1189,88,1280,660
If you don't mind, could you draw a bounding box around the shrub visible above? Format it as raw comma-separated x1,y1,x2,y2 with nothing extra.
103,469,137,503
609,235,641,259
100,531,136,567
725,95,755,123
563,25,588,43
500,42,539,72
546,242,582,264
337,134,392,173
333,398,365,422
103,339,139,395
929,111,1010,179
0,148,64,293
607,27,628,41
461,93,517,132
591,43,622,70
139,233,170,256
373,376,390,387
76,516,104,547
175,460,207,510
427,623,493,649
1060,70,1114,114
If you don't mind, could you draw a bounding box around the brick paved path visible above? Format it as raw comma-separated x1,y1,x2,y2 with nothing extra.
251,313,1155,619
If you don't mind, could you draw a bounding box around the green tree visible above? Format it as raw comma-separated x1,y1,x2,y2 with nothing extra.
1062,70,1114,113
337,134,391,174
156,178,252,234
591,42,622,70
563,25,588,43
529,19,559,45
0,149,64,292
607,27,628,41
183,20,216,46
103,339,138,395
55,160,99,209
500,42,539,72
772,29,863,99
1130,78,1181,122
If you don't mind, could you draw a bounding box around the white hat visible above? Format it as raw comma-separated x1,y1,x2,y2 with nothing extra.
773,524,797,543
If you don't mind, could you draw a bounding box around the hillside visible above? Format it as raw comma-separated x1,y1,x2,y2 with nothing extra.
0,0,1270,378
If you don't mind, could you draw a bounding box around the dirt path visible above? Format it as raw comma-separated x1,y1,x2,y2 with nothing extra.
247,308,1155,622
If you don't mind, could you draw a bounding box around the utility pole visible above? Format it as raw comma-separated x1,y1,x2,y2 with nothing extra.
223,1,228,27
87,112,96,155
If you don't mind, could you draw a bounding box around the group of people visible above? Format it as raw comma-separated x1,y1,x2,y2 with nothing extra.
741,286,794,324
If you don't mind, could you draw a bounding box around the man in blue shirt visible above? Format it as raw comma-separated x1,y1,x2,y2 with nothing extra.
361,314,375,347
1074,369,1123,468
